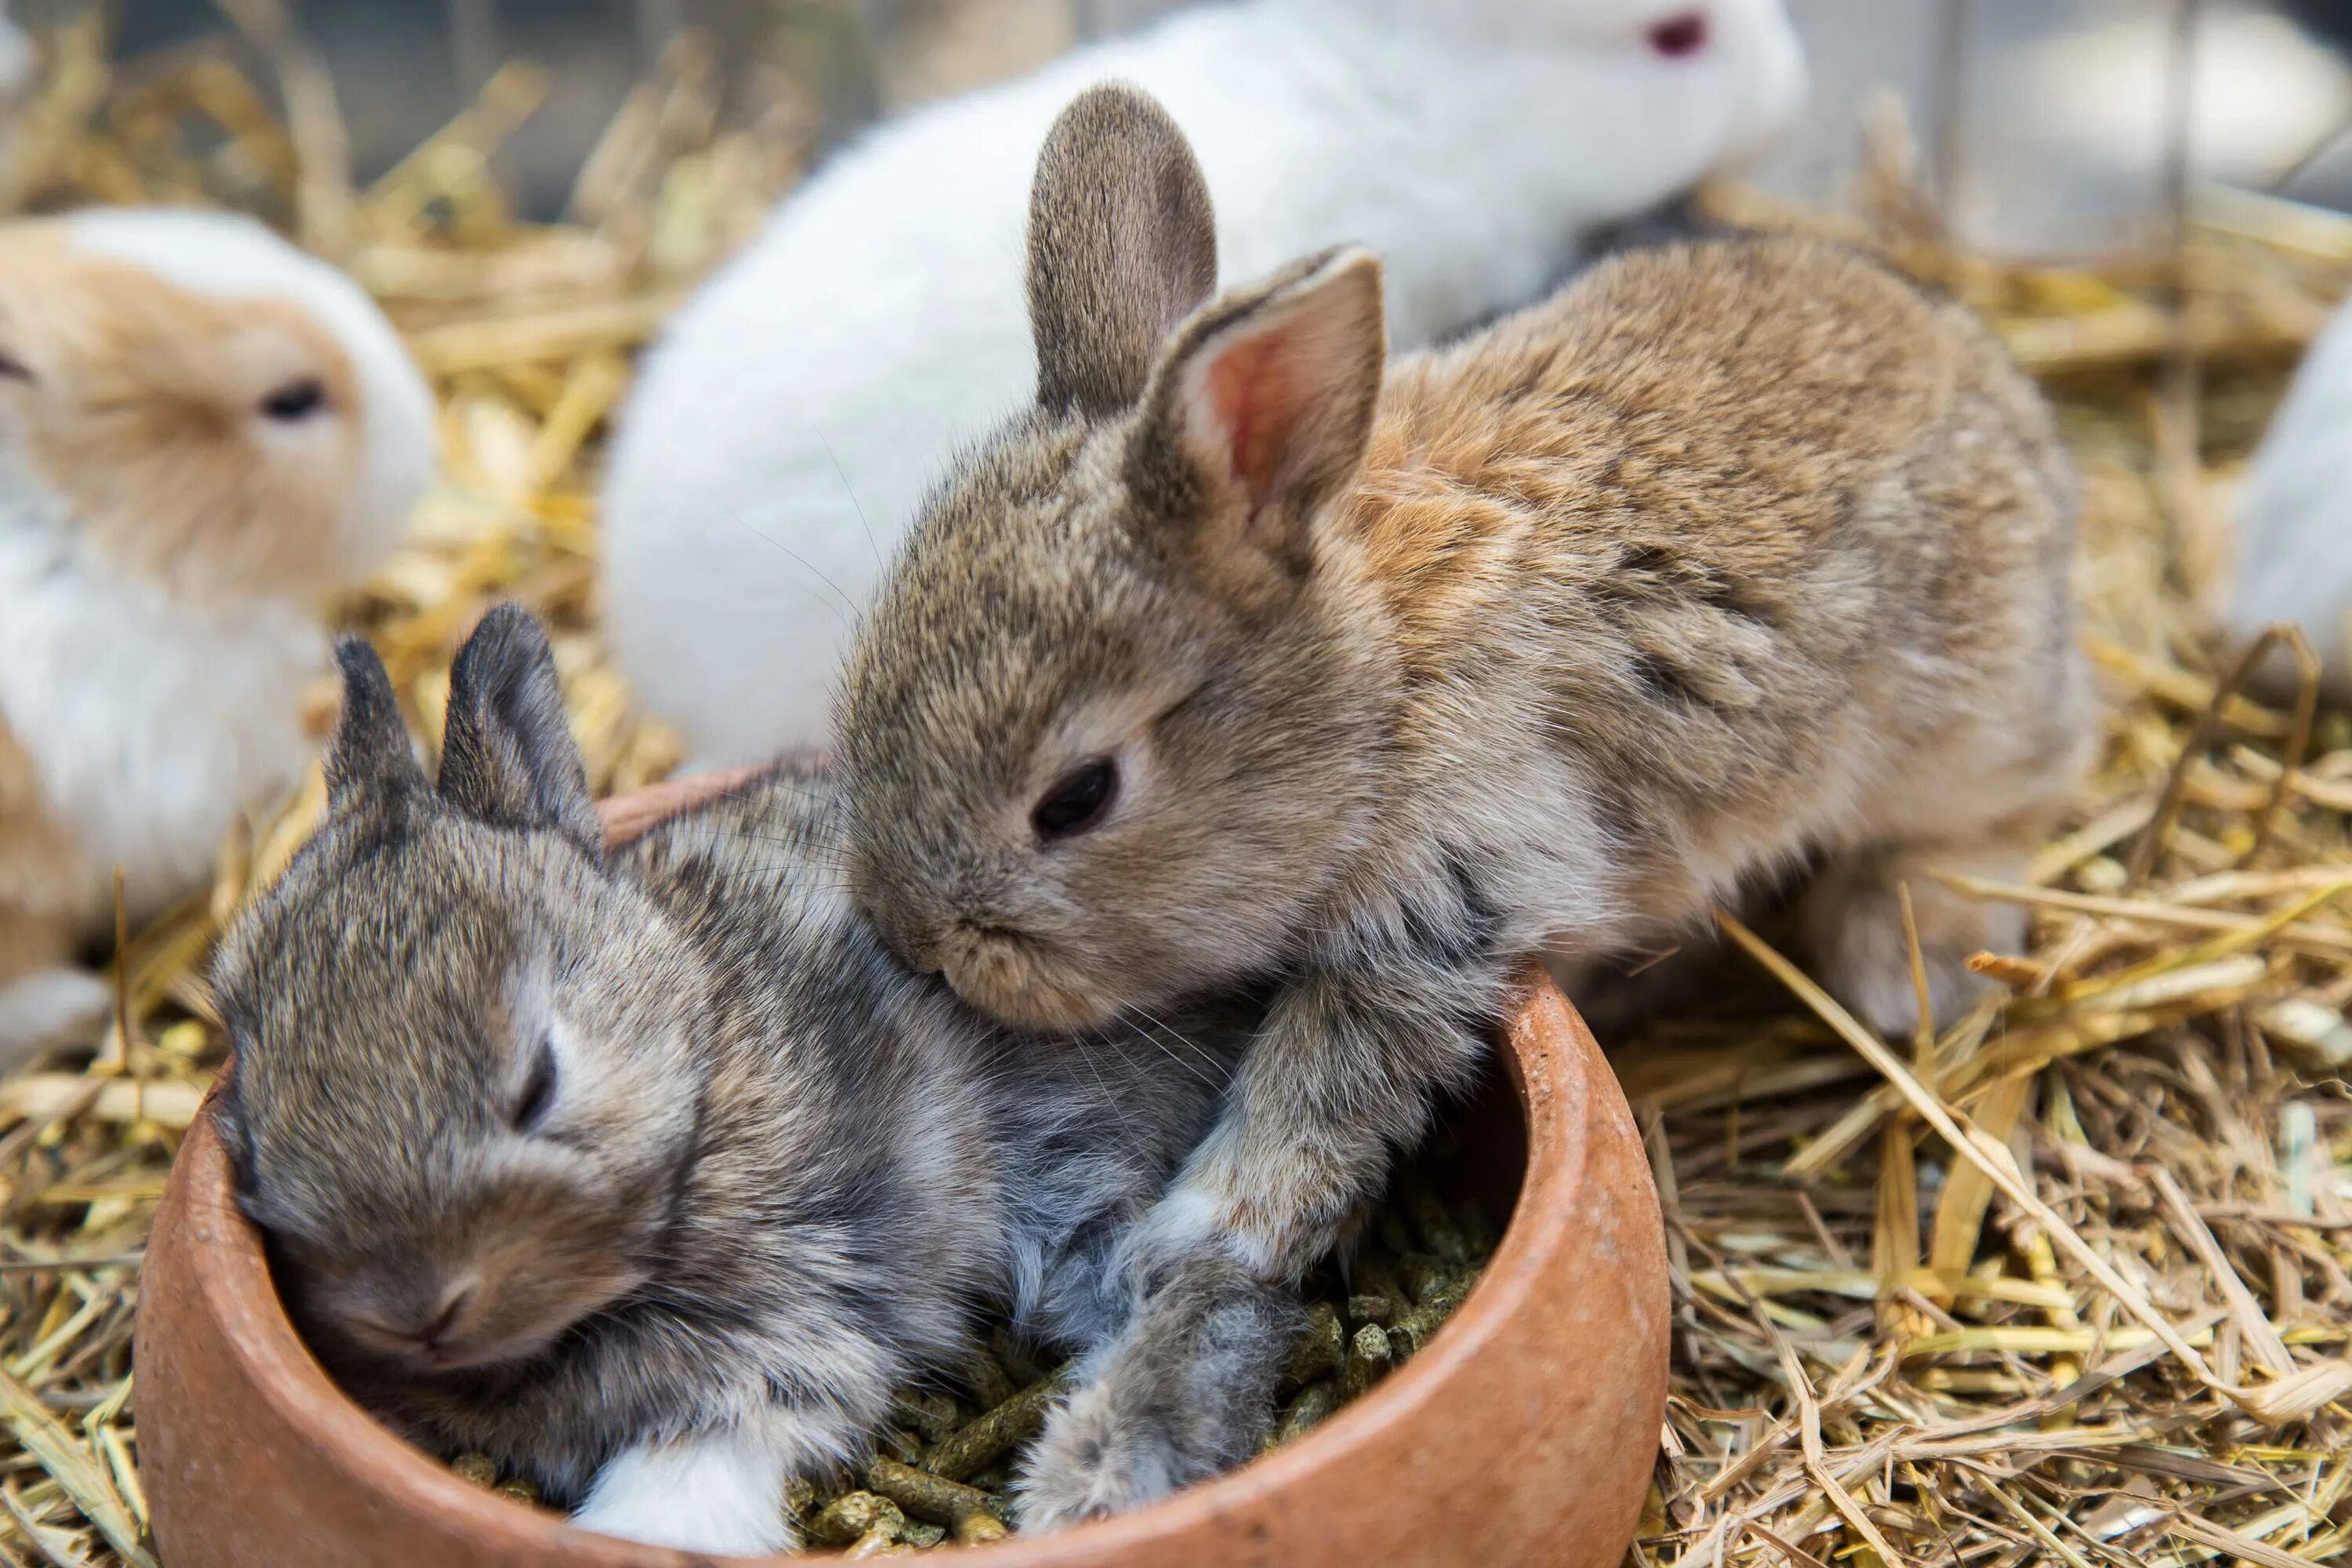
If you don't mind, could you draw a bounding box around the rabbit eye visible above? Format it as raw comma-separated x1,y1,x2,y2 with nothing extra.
1648,12,1709,56
0,352,31,383
1032,759,1119,842
511,1037,558,1133
259,378,329,423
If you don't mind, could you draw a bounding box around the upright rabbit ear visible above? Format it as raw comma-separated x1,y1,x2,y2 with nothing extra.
436,604,600,855
1027,82,1218,418
1127,247,1387,595
325,637,426,809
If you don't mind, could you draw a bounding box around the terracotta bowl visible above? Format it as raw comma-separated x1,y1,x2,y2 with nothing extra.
132,777,1670,1568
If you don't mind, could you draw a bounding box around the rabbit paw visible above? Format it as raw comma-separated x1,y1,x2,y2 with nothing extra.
1014,1258,1298,1534
1014,1374,1187,1533
0,969,112,1069
1803,848,2022,1038
572,1430,798,1555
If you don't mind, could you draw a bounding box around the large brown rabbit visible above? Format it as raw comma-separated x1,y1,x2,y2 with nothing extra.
838,84,2088,1522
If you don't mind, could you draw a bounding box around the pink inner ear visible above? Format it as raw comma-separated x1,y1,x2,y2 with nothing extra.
1206,332,1301,507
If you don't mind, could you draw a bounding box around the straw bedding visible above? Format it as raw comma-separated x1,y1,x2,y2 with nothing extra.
0,18,2346,1566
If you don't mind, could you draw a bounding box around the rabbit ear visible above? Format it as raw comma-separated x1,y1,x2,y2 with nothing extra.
325,637,426,809
1127,247,1387,590
1027,82,1218,418
436,604,601,855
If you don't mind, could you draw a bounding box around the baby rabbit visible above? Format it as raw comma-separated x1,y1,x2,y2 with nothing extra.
212,605,1294,1552
0,209,434,1065
837,84,2087,1509
603,0,1809,766
2230,298,2352,700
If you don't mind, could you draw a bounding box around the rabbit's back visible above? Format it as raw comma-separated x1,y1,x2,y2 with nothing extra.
1352,236,2085,923
2231,296,2352,697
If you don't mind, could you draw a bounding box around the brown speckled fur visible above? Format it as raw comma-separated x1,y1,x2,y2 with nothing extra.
839,85,2088,1522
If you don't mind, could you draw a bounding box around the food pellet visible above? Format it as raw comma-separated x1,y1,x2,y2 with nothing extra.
865,1457,1004,1530
1275,1380,1341,1445
1343,1323,1394,1398
1285,1300,1345,1385
809,1491,910,1548
923,1371,1065,1483
956,1514,1012,1545
893,1388,964,1446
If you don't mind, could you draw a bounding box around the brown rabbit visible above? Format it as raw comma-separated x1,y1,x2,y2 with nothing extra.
838,84,2087,1519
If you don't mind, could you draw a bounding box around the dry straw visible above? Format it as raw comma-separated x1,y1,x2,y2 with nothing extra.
1,13,2349,1567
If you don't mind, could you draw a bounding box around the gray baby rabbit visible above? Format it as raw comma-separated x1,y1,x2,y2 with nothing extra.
837,83,2087,1514
211,606,1292,1554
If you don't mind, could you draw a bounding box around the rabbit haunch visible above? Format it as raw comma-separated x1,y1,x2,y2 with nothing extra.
0,210,434,1065
212,607,1296,1553
602,0,1807,764
840,85,2089,1313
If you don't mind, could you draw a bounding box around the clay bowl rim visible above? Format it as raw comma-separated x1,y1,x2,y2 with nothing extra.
159,771,1611,1565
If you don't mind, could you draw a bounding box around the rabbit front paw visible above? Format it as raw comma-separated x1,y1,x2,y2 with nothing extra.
1014,1258,1299,1533
1013,1374,1187,1532
1802,847,2024,1037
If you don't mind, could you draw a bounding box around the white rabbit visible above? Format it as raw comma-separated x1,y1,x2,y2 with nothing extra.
602,0,1808,765
0,209,436,1062
2232,296,2352,699
0,2,31,105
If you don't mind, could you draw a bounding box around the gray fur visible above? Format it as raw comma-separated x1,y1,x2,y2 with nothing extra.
212,606,1292,1550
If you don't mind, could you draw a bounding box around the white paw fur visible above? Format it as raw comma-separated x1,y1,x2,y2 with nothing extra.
571,1428,797,1556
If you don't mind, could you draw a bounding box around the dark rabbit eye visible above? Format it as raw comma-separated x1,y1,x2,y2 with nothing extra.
1648,11,1709,56
0,352,30,383
1032,759,1119,841
511,1037,558,1133
260,378,328,422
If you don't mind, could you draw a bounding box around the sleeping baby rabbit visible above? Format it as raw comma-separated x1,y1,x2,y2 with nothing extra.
212,606,1295,1553
837,83,2088,1515
0,209,434,1064
602,0,1809,765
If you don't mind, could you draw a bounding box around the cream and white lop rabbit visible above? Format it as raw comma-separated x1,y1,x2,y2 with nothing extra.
0,210,435,1062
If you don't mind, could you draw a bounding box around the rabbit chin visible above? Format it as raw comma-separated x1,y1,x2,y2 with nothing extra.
939,927,1124,1034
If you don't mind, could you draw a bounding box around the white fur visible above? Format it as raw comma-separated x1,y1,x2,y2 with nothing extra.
2232,296,2352,699
0,480,326,925
604,0,1809,764
0,2,34,104
0,970,111,1061
0,214,434,1058
570,1422,804,1555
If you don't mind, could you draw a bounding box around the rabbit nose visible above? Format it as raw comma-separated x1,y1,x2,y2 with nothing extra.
387,1277,475,1350
416,1286,470,1346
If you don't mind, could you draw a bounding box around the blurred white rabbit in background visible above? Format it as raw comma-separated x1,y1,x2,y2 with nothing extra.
0,1,36,105
602,0,1809,766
